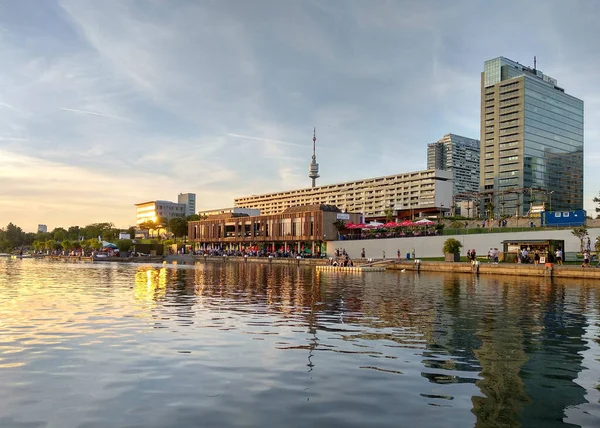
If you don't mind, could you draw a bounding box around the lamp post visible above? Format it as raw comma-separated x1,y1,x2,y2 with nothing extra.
440,203,444,221
547,190,555,211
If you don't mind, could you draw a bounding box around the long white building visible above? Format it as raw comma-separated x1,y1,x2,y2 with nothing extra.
235,169,453,219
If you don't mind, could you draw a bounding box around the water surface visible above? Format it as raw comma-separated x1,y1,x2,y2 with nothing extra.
0,259,599,427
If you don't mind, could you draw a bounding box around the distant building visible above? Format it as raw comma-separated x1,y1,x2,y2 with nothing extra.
198,207,260,218
480,56,583,216
235,169,453,220
37,224,47,233
427,134,480,198
135,200,186,225
178,193,196,217
188,204,361,254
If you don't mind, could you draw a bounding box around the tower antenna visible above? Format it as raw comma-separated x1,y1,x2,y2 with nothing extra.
308,127,320,187
534,55,537,70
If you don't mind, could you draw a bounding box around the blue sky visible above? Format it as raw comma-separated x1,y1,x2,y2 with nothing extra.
1,0,598,231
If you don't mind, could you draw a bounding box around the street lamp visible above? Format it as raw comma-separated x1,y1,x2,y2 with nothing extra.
547,190,555,211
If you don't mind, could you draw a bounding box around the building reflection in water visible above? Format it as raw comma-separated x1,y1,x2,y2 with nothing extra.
131,262,595,425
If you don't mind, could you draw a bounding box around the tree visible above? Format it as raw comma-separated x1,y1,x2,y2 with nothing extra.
67,226,81,241
127,226,136,239
138,220,155,236
169,217,188,239
5,223,24,248
117,239,133,252
571,227,588,253
594,192,600,217
443,238,463,257
52,227,67,242
333,220,346,239
62,240,73,251
186,214,201,221
384,208,394,223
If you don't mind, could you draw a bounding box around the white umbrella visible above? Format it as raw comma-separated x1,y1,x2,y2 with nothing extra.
414,218,435,225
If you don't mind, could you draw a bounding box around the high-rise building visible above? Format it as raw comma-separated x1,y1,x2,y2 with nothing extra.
37,224,47,233
427,133,480,198
135,200,186,225
178,193,196,216
480,57,583,216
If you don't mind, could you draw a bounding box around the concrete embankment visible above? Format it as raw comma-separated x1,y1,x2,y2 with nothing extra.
388,260,600,279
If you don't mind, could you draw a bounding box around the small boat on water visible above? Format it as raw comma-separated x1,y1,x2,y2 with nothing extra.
10,254,33,259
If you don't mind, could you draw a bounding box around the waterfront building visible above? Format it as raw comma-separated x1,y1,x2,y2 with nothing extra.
135,200,186,225
177,193,196,217
480,56,584,216
235,169,453,220
198,207,260,218
37,224,47,233
188,204,361,255
427,134,480,198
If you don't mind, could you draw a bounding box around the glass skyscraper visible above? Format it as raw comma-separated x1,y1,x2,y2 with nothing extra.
480,57,583,216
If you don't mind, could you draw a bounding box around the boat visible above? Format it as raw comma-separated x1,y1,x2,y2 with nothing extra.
10,254,33,259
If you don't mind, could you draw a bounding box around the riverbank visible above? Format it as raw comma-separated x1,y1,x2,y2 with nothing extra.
388,260,600,279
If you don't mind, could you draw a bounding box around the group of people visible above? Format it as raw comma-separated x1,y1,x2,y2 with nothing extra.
466,249,477,262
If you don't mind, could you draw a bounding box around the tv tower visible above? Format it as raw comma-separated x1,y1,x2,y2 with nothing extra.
308,128,320,187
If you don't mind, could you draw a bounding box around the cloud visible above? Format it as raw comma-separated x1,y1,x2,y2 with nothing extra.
0,0,598,231
59,107,132,122
226,133,304,148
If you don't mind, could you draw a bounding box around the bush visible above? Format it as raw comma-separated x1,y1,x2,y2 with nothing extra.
443,238,463,255
116,239,133,252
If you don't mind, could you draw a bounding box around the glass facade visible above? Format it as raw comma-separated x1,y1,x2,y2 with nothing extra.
481,57,584,216
523,77,584,211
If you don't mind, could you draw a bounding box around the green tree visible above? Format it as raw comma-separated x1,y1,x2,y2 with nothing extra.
127,226,136,239
169,217,189,239
53,227,67,242
5,223,24,248
186,214,200,221
139,220,155,237
571,227,588,253
443,238,463,255
384,208,394,223
67,226,81,241
116,239,133,252
594,192,600,218
62,240,73,251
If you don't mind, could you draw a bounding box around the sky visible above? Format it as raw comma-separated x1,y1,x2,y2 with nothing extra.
1,0,599,232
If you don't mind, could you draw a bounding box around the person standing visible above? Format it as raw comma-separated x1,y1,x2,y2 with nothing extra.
534,250,540,265
382,250,386,260
555,248,563,265
361,248,365,259
397,249,401,260
582,250,590,267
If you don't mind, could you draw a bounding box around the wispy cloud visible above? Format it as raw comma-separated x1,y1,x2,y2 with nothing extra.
59,107,132,122
226,133,305,148
0,0,598,230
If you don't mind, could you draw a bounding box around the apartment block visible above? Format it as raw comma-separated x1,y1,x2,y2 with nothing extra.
235,169,453,219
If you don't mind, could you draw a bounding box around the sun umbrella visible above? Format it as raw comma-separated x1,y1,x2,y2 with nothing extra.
102,242,118,249
398,220,415,227
383,221,398,228
414,219,435,225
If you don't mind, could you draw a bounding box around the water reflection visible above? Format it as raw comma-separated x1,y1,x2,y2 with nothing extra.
0,259,598,427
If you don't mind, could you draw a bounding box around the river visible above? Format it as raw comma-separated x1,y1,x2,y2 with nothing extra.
0,259,599,427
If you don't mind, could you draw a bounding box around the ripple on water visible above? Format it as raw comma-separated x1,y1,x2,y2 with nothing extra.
0,260,599,427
